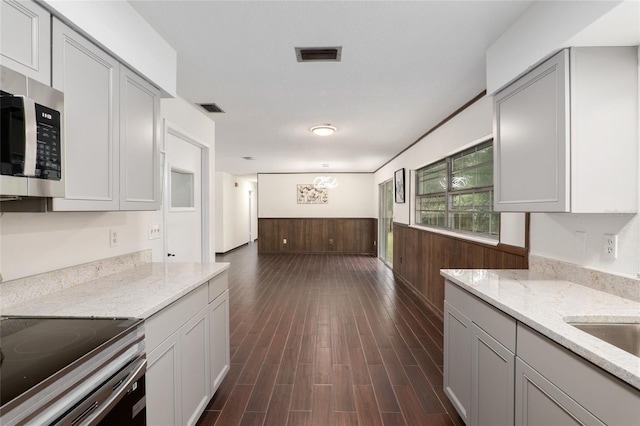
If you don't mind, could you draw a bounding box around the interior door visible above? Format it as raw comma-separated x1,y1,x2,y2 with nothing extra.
379,179,394,265
166,128,203,262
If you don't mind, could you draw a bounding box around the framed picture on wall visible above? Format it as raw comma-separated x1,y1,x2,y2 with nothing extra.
395,168,405,203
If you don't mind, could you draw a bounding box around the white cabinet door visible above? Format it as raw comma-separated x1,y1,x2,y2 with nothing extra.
51,18,120,211
120,66,161,211
471,323,515,426
493,49,569,213
444,301,471,424
209,289,230,395
515,359,603,426
0,0,50,84
181,305,210,426
147,331,182,426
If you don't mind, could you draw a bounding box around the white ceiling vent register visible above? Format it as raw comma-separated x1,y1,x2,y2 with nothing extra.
296,47,342,62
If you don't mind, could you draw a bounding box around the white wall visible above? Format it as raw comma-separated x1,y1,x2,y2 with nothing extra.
161,97,216,262
0,210,163,282
373,96,527,248
215,172,255,253
486,1,621,94
258,173,375,218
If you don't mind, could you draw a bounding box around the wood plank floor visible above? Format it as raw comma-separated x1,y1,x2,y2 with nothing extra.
197,244,464,426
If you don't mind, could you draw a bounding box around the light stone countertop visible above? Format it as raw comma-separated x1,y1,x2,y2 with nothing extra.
440,269,640,390
2,262,229,319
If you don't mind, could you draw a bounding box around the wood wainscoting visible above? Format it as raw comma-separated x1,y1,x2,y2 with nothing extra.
393,222,529,319
258,218,377,255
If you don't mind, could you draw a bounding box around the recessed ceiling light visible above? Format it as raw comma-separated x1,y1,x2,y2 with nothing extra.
310,124,336,136
322,163,330,168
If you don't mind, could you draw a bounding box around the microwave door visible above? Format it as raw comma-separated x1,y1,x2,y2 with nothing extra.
0,95,37,177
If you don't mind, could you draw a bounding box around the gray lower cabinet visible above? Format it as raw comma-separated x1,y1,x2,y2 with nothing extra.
146,284,209,426
515,358,602,426
444,301,472,423
0,0,50,84
146,272,230,426
51,18,161,211
444,281,516,426
516,324,640,426
471,324,515,426
445,280,640,426
209,289,230,395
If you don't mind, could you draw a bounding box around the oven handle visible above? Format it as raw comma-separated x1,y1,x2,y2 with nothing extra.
21,96,38,177
69,355,146,426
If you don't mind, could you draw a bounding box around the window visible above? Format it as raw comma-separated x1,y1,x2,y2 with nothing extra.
415,141,499,238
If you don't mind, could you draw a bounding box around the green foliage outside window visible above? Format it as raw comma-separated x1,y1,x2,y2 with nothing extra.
415,141,499,238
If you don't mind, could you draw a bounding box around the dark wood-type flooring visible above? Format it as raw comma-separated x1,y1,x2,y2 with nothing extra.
197,243,464,426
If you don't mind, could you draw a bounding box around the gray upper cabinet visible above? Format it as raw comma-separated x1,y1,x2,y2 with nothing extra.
50,18,161,211
0,0,50,85
120,67,161,211
493,47,638,213
51,18,120,211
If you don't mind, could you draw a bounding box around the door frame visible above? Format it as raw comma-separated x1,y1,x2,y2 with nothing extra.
162,119,210,263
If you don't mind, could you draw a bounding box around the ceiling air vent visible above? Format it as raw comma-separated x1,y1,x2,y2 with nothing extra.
198,103,225,113
295,46,342,62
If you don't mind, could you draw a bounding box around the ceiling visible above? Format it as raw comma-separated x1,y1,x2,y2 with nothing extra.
129,1,535,176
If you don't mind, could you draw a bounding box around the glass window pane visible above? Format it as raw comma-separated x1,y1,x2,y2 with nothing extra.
171,170,194,208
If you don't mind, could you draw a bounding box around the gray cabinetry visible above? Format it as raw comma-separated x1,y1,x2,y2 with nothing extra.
444,280,516,426
444,301,472,424
493,47,638,213
119,66,161,210
515,358,602,426
471,324,515,426
50,18,161,211
516,324,640,426
208,271,230,395
0,0,50,84
146,271,229,426
51,18,120,211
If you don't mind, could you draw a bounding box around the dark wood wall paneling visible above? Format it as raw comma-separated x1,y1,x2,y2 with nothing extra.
258,218,377,255
392,222,528,319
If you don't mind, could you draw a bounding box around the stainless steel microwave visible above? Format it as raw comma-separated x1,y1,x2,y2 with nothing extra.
1,65,65,199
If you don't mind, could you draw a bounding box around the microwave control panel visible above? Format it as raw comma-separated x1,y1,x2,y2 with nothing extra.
34,104,61,181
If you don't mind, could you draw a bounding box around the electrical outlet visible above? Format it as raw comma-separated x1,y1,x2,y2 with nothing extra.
283,238,287,244
110,229,119,247
604,234,618,259
149,224,161,240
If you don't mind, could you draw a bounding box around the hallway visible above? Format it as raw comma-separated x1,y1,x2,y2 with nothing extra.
197,244,464,426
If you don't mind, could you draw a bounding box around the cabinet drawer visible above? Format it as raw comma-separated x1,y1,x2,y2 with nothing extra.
208,271,228,303
445,280,516,352
517,324,640,425
146,284,208,352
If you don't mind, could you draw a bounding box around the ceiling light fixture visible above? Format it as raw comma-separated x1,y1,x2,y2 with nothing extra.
310,124,336,136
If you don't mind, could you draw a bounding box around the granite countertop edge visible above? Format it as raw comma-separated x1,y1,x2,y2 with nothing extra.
3,262,230,320
440,269,640,391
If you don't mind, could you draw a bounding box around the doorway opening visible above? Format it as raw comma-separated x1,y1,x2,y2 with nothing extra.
379,179,394,266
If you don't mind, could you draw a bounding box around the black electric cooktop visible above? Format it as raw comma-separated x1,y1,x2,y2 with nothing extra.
0,316,141,409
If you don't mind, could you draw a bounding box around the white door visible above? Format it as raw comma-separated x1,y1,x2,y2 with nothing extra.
165,125,203,262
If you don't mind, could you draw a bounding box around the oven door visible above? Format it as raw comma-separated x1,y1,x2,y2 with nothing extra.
53,355,146,426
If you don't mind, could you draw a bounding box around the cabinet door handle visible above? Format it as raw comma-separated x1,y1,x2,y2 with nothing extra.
167,253,176,257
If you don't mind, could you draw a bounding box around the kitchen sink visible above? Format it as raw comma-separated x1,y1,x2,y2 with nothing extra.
567,322,640,357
